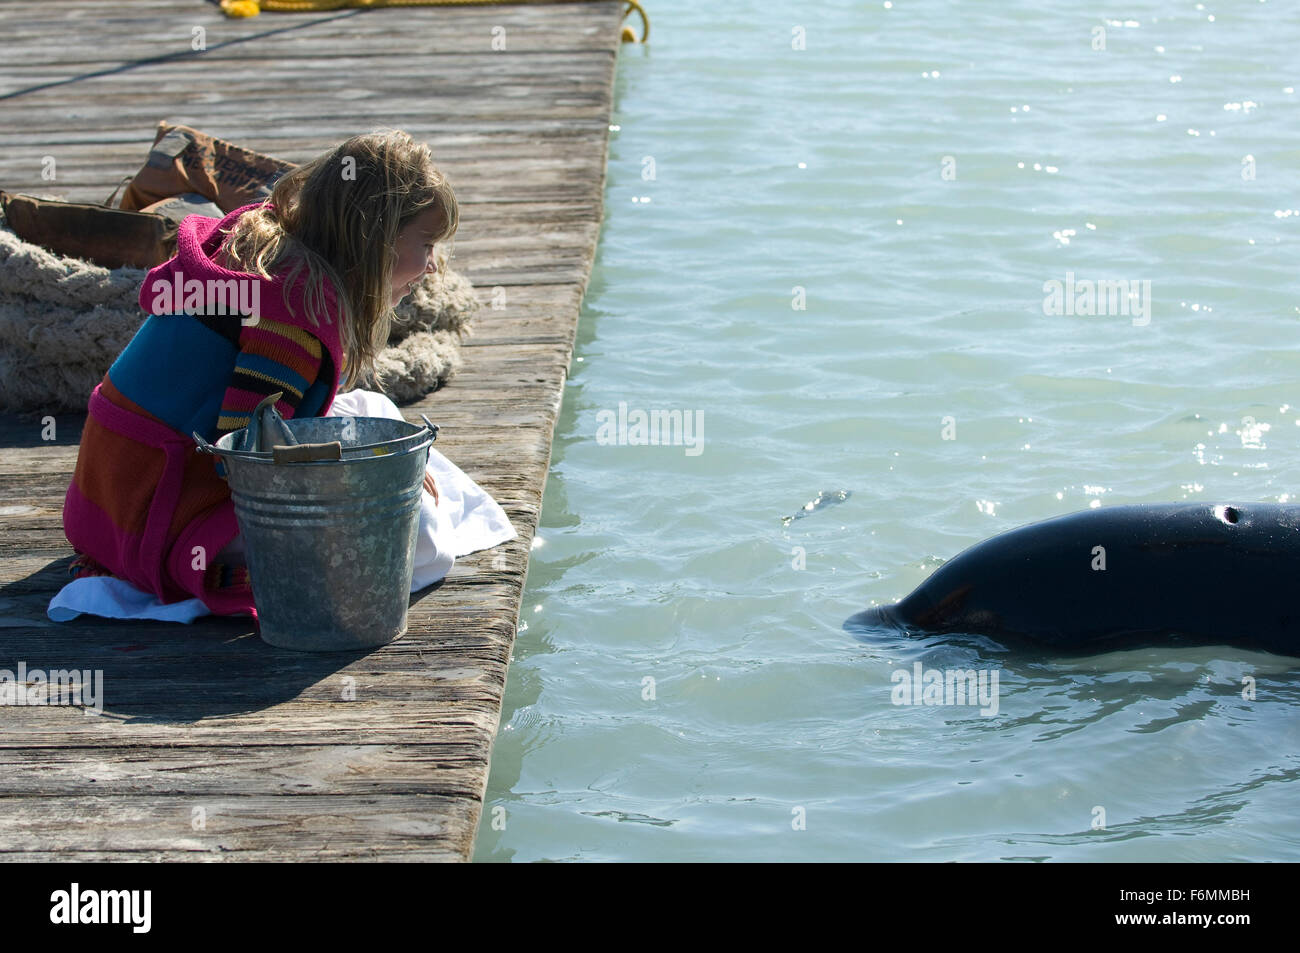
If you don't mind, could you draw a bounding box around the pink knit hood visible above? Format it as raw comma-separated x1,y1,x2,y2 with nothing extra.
137,202,346,415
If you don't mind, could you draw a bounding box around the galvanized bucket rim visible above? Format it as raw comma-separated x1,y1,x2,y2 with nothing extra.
213,433,434,464
201,415,434,464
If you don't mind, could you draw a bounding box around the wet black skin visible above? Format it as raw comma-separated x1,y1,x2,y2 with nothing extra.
846,504,1300,656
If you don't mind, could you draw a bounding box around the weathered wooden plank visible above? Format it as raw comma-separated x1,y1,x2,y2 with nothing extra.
0,793,479,858
0,120,612,151
3,20,616,50
0,103,614,134
0,745,494,797
1,0,615,31
0,78,616,108
0,703,509,750
0,124,608,145
0,4,616,39
0,53,617,85
0,848,462,861
4,29,614,55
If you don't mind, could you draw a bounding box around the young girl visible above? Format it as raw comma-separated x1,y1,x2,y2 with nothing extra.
62,130,471,616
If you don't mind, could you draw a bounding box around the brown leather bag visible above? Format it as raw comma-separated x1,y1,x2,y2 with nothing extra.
119,122,295,214
0,189,177,270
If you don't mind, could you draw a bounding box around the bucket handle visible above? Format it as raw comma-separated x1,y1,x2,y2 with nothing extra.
271,441,342,464
193,430,264,462
193,431,224,456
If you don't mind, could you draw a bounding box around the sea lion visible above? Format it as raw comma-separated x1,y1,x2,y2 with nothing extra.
847,503,1300,655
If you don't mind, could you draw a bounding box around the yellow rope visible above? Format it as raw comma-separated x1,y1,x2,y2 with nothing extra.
220,0,650,42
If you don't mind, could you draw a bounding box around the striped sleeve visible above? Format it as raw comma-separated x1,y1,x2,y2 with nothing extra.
216,317,324,435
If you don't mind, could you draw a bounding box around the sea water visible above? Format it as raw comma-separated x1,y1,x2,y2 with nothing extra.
474,0,1300,861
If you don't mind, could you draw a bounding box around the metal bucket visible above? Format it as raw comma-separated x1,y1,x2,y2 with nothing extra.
202,416,435,651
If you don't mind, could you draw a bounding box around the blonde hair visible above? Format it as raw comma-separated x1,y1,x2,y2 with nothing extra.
218,130,458,390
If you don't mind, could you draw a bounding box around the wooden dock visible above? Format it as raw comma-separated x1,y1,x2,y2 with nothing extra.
0,0,624,860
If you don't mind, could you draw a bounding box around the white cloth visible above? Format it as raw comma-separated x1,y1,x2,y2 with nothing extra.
328,390,516,590
47,577,212,624
47,389,516,623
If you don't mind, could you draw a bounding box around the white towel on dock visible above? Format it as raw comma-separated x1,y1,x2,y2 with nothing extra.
47,389,516,624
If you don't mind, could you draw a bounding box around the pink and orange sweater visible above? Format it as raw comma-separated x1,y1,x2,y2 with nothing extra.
63,203,345,614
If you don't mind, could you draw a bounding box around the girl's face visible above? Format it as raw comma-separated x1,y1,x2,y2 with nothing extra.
390,207,444,305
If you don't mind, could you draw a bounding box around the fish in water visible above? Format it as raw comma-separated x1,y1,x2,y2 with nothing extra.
783,489,851,526
846,502,1300,656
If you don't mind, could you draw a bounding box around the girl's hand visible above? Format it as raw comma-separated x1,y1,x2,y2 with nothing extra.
423,472,439,504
